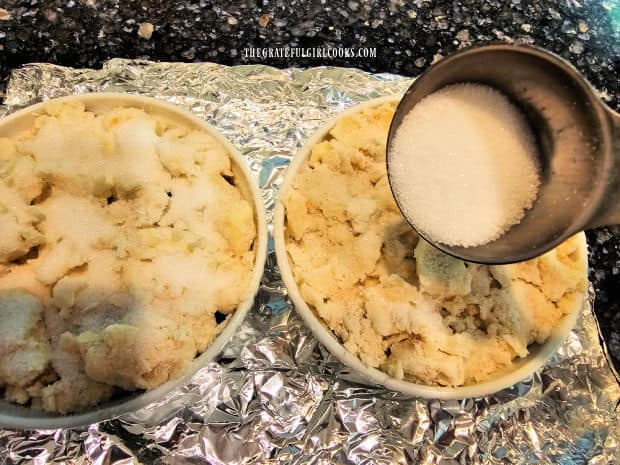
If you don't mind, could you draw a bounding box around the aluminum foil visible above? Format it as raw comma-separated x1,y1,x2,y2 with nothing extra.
0,60,618,465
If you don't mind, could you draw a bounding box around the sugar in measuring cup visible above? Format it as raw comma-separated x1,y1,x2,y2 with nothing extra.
386,44,620,264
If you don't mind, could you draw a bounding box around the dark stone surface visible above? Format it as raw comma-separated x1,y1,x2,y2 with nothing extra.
0,0,619,375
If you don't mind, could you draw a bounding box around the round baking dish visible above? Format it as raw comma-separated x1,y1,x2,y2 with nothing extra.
274,96,588,400
0,93,268,429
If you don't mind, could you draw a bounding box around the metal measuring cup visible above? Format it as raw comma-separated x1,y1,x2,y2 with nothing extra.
386,44,620,265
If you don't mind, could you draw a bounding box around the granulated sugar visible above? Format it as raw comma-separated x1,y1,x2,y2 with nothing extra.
389,83,540,247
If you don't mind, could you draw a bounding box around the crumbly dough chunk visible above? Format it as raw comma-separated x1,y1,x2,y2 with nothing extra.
0,290,51,399
0,182,44,264
41,332,113,414
284,102,587,386
0,102,257,412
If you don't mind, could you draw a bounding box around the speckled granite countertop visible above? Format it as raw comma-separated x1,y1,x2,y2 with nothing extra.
0,0,619,375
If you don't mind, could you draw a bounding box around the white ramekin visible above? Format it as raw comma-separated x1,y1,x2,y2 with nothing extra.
0,93,268,429
274,96,587,400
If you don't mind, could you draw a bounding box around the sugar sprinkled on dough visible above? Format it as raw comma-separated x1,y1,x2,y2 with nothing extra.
0,102,257,413
389,83,541,247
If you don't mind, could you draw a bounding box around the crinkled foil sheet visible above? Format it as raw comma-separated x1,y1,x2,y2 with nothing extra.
0,59,618,465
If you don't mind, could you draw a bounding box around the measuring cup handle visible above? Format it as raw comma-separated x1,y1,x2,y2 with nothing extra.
588,108,620,228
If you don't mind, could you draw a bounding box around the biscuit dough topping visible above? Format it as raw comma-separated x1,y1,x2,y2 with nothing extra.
283,101,586,386
0,101,257,412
